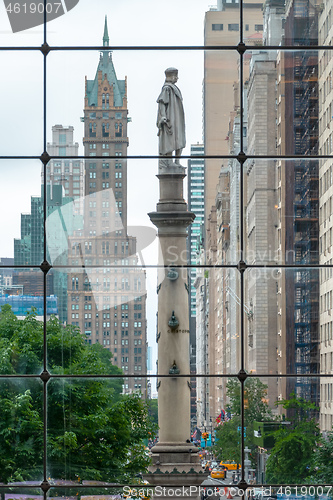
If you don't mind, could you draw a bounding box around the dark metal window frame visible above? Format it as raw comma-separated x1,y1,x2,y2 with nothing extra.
0,0,332,494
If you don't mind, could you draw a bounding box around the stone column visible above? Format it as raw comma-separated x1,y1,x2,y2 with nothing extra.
145,164,206,500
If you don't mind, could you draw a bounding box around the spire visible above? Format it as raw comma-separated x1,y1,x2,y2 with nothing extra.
86,15,125,108
103,15,109,47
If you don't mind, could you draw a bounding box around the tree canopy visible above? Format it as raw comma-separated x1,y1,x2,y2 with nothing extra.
0,305,156,484
311,431,333,484
265,394,319,484
214,377,272,463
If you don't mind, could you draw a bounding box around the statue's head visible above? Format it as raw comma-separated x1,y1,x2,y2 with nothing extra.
165,67,178,83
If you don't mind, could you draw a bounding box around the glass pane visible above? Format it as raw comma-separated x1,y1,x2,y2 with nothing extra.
0,160,43,266
47,377,153,483
204,50,241,173
0,6,44,46
260,1,319,47
0,378,43,483
245,376,329,487
47,267,148,384
1,489,43,498
199,377,241,482
195,268,240,377
46,0,205,47
243,159,320,266
205,3,240,47
44,160,159,266
245,50,319,158
244,267,320,379
0,268,46,375
243,3,264,45
0,52,43,155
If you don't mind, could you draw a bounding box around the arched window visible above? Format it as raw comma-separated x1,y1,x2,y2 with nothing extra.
89,122,96,138
115,122,122,137
102,123,109,137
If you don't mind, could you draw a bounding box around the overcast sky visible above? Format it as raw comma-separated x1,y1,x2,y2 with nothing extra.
0,0,209,376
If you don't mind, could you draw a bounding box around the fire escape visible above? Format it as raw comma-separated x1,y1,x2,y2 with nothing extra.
292,4,319,404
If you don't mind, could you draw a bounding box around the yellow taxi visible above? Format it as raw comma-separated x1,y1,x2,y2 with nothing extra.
211,468,226,479
219,462,241,471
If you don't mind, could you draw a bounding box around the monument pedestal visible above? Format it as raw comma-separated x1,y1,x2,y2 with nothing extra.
145,164,206,500
145,444,206,500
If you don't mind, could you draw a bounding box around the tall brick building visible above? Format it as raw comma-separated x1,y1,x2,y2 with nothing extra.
67,18,147,396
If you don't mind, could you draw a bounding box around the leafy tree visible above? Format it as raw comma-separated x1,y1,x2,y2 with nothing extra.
265,394,319,484
147,398,159,439
311,431,333,483
147,398,158,426
214,378,272,463
0,385,43,482
225,378,272,423
0,306,156,484
214,416,242,463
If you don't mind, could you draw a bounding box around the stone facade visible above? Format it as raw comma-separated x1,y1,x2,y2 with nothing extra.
246,52,279,411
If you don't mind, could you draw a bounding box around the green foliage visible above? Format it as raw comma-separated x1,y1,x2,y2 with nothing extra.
226,378,272,422
0,385,43,482
265,394,319,484
215,416,242,463
311,431,333,483
147,398,158,433
0,306,156,484
214,378,272,463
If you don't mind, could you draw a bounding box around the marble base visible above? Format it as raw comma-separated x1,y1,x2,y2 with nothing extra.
143,447,207,500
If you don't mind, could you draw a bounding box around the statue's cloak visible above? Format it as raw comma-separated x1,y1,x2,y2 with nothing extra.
157,83,186,155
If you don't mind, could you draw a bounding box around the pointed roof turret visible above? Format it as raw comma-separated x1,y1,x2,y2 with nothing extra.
103,15,109,47
85,16,126,108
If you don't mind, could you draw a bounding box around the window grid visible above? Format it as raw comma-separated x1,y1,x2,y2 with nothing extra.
0,0,332,493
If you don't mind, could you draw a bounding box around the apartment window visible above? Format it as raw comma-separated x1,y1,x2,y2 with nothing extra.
212,24,223,31
228,23,239,31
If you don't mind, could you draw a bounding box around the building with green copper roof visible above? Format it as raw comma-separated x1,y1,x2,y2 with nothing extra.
85,16,126,109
